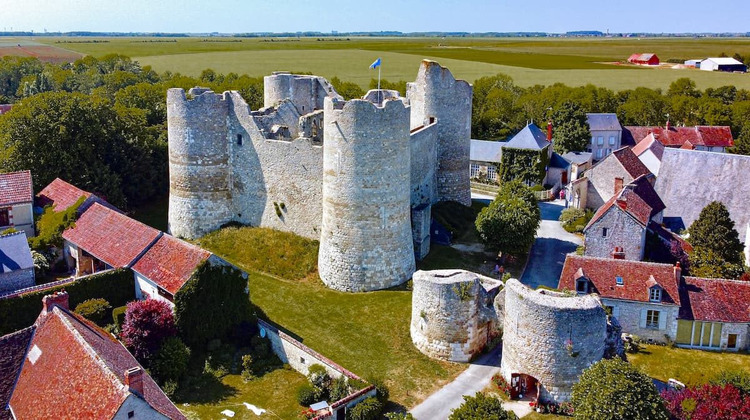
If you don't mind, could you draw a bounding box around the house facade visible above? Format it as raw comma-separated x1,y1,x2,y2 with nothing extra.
469,139,503,184
586,113,622,160
0,171,34,238
570,147,651,210
0,231,35,295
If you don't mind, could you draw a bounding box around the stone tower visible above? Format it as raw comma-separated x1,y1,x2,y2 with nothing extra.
167,88,233,239
318,96,416,292
499,279,607,403
410,270,502,362
407,60,473,206
264,72,341,114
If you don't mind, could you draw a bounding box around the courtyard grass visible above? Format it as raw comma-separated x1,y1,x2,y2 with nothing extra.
629,344,750,386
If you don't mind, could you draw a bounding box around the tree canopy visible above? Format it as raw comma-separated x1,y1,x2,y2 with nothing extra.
552,101,591,154
687,201,746,279
475,180,540,254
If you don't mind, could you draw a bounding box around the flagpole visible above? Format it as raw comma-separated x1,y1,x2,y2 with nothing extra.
377,64,381,104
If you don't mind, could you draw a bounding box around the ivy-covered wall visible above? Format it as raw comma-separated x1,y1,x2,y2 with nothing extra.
498,146,549,186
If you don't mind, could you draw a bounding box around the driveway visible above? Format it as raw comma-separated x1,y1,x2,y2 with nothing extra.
520,200,582,289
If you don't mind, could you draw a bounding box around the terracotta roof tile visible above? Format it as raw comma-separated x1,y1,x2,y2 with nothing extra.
62,203,161,268
584,179,655,231
629,174,665,217
0,326,34,420
0,171,32,207
132,235,211,295
624,126,734,149
559,255,681,306
631,133,665,160
10,305,185,419
36,178,92,211
679,277,750,323
611,147,650,179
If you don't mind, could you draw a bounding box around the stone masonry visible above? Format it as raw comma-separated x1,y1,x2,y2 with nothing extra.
167,60,472,292
410,269,502,362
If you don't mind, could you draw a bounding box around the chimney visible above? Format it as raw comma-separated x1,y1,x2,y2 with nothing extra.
547,120,553,142
612,247,626,260
666,119,671,130
42,291,69,312
674,262,682,282
125,367,144,397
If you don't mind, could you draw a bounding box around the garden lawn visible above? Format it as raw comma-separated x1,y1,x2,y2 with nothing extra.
629,344,750,386
178,368,308,420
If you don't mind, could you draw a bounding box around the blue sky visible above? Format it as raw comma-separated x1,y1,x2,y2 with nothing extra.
0,0,748,33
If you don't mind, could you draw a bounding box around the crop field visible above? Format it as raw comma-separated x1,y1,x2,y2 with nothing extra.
0,38,82,63
14,36,750,90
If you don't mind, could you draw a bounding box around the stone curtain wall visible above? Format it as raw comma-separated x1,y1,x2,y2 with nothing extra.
407,60,472,206
501,279,607,403
409,122,438,208
584,207,646,260
0,268,35,294
410,270,501,362
318,98,416,292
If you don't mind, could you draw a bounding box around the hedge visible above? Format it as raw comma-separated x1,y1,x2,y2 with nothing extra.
0,268,135,335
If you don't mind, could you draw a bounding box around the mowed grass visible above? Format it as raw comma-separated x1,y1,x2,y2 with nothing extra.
629,344,750,386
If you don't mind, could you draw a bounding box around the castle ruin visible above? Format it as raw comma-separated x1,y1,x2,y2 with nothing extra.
166,60,472,292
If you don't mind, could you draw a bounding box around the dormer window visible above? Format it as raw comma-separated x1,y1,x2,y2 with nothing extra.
649,287,662,302
576,278,588,293
236,133,243,146
616,276,623,285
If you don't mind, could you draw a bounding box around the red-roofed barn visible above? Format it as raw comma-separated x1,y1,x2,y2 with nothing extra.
627,53,660,66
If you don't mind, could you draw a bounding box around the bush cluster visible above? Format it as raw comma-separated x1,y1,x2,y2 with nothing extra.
74,298,111,326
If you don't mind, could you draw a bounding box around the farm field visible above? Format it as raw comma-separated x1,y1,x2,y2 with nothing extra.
0,38,82,63
23,36,750,91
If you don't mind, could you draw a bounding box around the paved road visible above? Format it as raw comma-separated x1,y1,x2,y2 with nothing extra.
410,345,502,420
520,200,582,289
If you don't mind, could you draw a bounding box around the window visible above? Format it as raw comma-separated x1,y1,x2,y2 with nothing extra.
602,227,608,237
649,287,662,302
576,278,588,293
0,208,8,227
646,310,660,329
606,148,612,155
470,163,480,178
236,133,243,146
609,136,616,145
728,334,738,349
591,136,596,145
597,149,603,159
616,276,623,285
597,136,604,145
487,165,497,181
300,357,306,364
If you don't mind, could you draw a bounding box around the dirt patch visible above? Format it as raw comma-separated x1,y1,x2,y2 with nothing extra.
0,45,82,63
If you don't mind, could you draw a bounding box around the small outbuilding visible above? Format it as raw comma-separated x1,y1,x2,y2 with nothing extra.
627,53,660,66
700,57,747,72
684,59,702,68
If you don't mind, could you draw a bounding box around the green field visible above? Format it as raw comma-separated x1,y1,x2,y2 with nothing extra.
25,36,750,91
629,344,750,386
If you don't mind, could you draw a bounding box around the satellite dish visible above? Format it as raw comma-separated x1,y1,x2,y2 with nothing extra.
260,327,266,338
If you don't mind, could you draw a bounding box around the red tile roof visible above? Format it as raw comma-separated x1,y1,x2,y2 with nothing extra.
132,235,211,295
10,305,185,419
679,277,750,323
584,180,655,231
625,126,734,149
559,255,681,306
0,326,34,420
629,174,665,217
36,178,92,211
611,147,651,179
0,171,32,207
62,203,161,268
631,133,665,160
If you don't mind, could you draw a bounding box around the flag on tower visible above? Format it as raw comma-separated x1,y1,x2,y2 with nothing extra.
369,57,382,69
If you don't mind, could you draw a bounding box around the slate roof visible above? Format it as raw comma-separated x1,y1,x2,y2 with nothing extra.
470,139,504,163
132,235,211,296
623,126,734,149
679,277,750,323
62,203,161,268
611,147,650,178
36,178,92,212
631,133,665,160
10,304,185,419
0,326,34,420
0,232,33,273
549,153,570,169
558,255,681,306
585,185,653,231
586,113,621,131
0,171,33,207
655,148,750,234
561,151,593,165
505,123,549,151
629,174,666,218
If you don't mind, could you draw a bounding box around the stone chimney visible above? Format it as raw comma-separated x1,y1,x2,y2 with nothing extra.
674,262,682,282
611,247,626,260
42,291,69,312
125,367,144,397
547,120,553,142
666,119,671,130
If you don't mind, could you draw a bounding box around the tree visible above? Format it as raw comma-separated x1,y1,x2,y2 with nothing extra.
551,101,591,154
121,299,177,364
330,76,365,100
667,78,700,98
572,359,669,420
730,125,750,156
151,336,190,384
687,201,746,279
475,180,541,254
449,392,517,420
662,384,750,420
617,87,667,126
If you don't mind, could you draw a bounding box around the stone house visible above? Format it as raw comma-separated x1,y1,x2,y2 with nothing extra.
586,113,622,160
631,133,665,176
0,231,35,295
0,171,34,238
569,146,651,210
469,139,504,183
623,124,734,153
5,291,185,419
583,174,665,260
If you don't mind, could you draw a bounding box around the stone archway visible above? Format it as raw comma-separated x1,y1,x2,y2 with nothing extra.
510,373,539,401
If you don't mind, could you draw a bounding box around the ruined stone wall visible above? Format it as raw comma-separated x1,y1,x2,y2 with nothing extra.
584,208,646,260
410,270,501,362
501,279,607,403
167,88,233,239
264,72,342,114
318,98,415,291
410,122,438,208
407,60,472,206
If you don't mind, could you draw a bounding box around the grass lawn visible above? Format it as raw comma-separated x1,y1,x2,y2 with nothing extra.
524,412,568,420
629,344,750,386
178,368,308,420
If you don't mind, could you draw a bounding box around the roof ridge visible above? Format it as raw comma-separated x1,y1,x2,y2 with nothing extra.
684,276,750,285
0,231,27,239
567,254,675,269
0,170,31,176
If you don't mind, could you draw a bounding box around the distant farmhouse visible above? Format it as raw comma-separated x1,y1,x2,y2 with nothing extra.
623,124,734,153
627,53,660,66
699,57,747,72
0,171,34,237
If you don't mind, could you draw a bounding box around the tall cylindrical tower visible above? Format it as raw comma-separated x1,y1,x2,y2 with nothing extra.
318,97,415,292
167,88,233,239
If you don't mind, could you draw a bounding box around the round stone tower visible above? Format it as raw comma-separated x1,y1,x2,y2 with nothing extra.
500,279,607,403
318,97,415,292
410,270,502,362
167,88,233,239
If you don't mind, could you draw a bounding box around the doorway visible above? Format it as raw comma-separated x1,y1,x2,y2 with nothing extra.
510,373,539,401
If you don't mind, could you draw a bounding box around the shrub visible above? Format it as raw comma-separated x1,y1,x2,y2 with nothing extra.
112,305,127,329
162,380,179,399
251,335,271,359
29,196,85,250
31,250,50,278
491,374,511,398
712,370,750,395
366,376,389,404
329,376,349,401
307,364,331,390
296,383,321,406
346,396,383,420
385,414,415,420
449,392,516,420
74,298,111,326
662,383,750,420
151,336,190,383
121,299,177,364
241,354,256,382
572,359,668,420
475,180,540,254
559,207,585,225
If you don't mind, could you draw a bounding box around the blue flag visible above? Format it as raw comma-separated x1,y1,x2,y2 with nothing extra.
369,57,381,69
